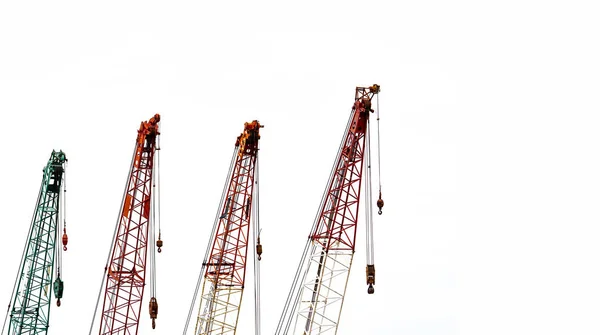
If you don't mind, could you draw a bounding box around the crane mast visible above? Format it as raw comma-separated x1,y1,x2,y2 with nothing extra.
96,114,161,335
2,150,69,335
275,85,381,335
184,121,263,335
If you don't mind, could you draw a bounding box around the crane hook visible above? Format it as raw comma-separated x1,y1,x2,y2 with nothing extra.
156,233,163,253
256,236,263,261
376,191,384,215
62,228,68,251
366,264,375,294
54,277,64,306
149,297,158,329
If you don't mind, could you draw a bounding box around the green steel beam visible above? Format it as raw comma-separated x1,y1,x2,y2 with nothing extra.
7,150,67,335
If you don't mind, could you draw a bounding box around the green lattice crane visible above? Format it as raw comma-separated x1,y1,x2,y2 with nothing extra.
2,150,69,335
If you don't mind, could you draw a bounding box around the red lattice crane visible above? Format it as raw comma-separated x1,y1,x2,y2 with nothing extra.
183,120,263,335
90,114,163,335
275,85,383,335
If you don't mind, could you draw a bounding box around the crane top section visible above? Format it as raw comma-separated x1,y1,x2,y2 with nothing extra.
47,150,67,193
350,84,380,135
49,150,68,164
137,113,161,145
236,120,263,157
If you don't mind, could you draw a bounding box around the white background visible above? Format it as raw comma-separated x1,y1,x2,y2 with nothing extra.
1,1,599,334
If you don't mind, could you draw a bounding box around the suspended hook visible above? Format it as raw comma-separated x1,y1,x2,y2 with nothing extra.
376,191,384,215
366,264,375,294
54,276,64,306
156,232,163,253
62,228,68,251
256,235,263,261
149,297,158,329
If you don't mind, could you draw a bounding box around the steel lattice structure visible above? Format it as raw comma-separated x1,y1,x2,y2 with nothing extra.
276,85,380,335
193,121,262,335
98,114,160,335
5,150,67,335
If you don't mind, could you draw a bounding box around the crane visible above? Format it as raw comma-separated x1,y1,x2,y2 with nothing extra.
274,85,383,335
89,114,162,335
2,150,69,335
183,120,263,335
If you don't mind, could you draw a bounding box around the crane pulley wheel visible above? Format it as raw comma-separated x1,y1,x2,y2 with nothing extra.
256,238,263,261
149,297,158,329
62,228,69,251
156,238,163,253
376,191,384,215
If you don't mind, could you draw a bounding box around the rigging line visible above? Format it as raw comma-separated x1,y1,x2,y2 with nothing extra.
253,152,261,335
1,178,45,334
150,179,156,298
299,154,347,334
182,146,239,335
365,119,374,264
155,135,161,297
56,180,62,279
197,147,240,335
254,152,260,247
299,166,347,334
376,93,382,192
88,139,140,335
56,192,62,279
287,243,318,335
64,160,68,231
58,162,66,277
149,133,159,298
150,140,159,299
275,105,354,335
62,161,67,261
157,130,162,236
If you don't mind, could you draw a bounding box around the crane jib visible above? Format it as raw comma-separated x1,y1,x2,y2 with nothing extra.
5,150,68,335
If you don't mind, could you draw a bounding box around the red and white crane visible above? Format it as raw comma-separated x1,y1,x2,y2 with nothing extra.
183,121,263,335
275,85,383,335
89,114,163,335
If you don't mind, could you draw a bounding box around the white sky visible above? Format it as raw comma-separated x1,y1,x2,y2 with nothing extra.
1,1,599,334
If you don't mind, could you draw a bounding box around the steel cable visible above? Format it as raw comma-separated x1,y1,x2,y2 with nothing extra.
88,140,139,335
182,146,238,335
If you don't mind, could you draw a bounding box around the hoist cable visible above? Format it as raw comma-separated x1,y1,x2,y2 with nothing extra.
61,161,67,265
150,177,156,298
365,119,375,265
275,105,354,335
253,152,261,335
376,94,382,192
63,161,68,233
88,140,139,335
150,134,160,299
57,162,66,279
56,176,62,280
182,146,238,335
157,130,162,236
156,134,161,296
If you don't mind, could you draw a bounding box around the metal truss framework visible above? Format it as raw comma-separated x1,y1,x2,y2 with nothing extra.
292,86,378,335
8,151,67,335
194,121,260,335
99,115,160,335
